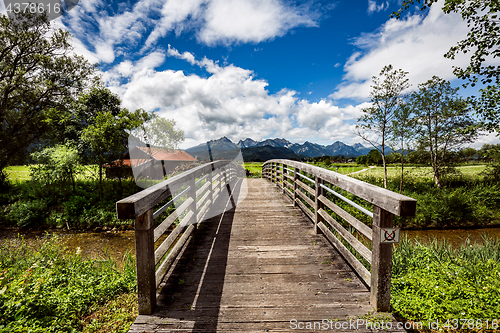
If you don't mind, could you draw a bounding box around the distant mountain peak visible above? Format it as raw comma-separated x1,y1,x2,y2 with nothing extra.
186,136,371,159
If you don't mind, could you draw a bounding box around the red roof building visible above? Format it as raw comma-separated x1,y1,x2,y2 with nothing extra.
104,147,197,179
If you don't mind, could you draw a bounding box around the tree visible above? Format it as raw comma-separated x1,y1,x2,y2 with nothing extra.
81,104,152,199
458,147,477,162
131,116,185,149
356,155,368,165
410,76,477,187
30,144,81,197
393,0,500,135
390,103,415,193
367,149,382,165
0,12,95,171
356,65,410,188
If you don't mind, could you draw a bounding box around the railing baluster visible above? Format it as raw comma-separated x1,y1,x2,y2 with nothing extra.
188,176,197,226
281,163,285,194
293,167,298,207
314,177,324,234
134,208,155,315
370,206,394,312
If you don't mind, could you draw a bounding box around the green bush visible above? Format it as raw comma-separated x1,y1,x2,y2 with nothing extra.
392,236,500,325
6,199,50,228
63,195,92,218
0,236,136,333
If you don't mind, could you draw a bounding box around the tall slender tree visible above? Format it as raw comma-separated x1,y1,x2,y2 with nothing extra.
410,76,477,187
356,65,410,188
390,102,415,193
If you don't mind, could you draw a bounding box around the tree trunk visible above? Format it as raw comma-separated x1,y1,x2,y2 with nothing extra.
382,154,387,189
99,164,103,199
399,154,404,194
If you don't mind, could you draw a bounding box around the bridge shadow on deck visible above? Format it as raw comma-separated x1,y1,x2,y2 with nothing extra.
153,180,241,332
129,179,381,333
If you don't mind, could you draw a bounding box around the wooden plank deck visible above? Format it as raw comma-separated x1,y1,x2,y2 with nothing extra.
128,178,403,332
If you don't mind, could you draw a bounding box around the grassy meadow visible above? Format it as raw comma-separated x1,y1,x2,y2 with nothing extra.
0,236,137,333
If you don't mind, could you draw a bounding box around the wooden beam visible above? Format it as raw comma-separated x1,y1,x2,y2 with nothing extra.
315,177,324,234
370,206,393,312
318,195,372,241
117,160,232,219
134,209,156,315
318,222,371,286
263,159,416,217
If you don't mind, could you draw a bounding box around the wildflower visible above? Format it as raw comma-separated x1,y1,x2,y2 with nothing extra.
76,247,81,255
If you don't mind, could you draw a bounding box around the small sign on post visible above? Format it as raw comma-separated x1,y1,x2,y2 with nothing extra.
380,228,400,243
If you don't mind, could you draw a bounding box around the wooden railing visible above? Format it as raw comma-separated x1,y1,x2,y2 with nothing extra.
262,160,416,312
116,161,240,315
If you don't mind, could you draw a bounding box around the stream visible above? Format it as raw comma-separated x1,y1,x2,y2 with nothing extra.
1,227,500,264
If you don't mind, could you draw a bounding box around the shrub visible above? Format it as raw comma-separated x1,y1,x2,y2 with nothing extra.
6,199,49,228
0,236,136,332
392,236,500,325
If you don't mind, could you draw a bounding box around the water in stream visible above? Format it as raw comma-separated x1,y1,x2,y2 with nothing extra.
1,227,500,264
0,229,136,264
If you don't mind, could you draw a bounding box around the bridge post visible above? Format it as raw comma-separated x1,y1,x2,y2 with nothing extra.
370,206,394,312
134,209,156,315
293,167,298,207
314,177,324,234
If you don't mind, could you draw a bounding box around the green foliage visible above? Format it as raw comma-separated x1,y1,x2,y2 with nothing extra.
0,236,136,332
6,199,50,228
410,76,477,187
394,0,500,135
356,170,500,229
30,144,81,194
0,169,9,191
392,236,500,324
130,116,185,149
356,155,368,165
0,12,95,171
356,64,410,188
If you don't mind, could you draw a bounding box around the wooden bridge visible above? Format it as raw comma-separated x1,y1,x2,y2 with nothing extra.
116,160,416,332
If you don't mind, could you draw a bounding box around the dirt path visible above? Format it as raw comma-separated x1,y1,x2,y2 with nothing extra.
347,165,375,176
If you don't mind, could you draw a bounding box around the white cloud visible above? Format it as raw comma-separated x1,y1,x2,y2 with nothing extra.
332,1,471,100
63,0,324,61
102,47,360,147
197,0,319,46
472,132,500,149
367,0,389,14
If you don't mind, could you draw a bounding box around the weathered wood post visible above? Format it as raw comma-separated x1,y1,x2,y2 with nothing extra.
134,209,156,315
314,177,324,234
293,167,298,207
188,176,197,226
370,206,394,312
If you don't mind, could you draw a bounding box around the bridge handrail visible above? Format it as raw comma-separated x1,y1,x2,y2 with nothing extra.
116,160,240,315
262,159,416,312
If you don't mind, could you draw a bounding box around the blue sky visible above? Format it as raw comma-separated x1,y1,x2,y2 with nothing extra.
2,0,498,148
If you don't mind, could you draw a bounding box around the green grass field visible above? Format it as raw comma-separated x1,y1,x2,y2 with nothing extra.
5,165,100,182
243,162,263,177
4,165,31,182
314,164,365,175
357,164,488,180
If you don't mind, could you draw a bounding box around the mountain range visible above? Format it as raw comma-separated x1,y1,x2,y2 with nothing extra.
185,137,372,160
